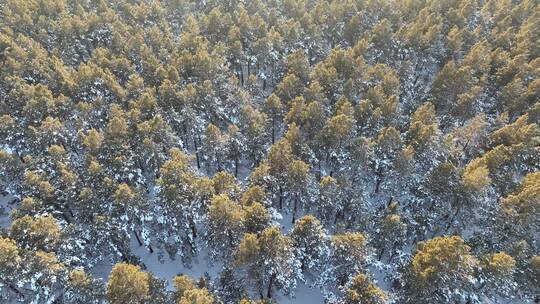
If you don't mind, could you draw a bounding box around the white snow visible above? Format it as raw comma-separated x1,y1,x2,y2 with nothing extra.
129,237,221,290
278,281,324,304
0,193,16,229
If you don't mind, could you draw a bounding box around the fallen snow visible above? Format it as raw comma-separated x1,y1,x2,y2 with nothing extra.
129,237,221,290
278,281,324,304
0,193,16,229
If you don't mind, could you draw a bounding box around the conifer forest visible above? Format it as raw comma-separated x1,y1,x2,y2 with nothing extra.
0,0,539,303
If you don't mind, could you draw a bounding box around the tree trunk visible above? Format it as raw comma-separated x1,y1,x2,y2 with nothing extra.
134,230,143,247
378,247,385,261
317,160,322,180
292,195,298,224
279,186,283,210
189,217,198,238
183,124,189,150
234,157,239,178
374,173,383,193
240,64,244,86
334,211,341,224
271,123,275,145
194,137,201,169
267,274,275,298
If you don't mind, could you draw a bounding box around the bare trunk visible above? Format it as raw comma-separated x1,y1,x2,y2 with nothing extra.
334,211,340,224
317,159,322,180
189,217,198,238
279,186,283,210
378,247,385,261
271,123,275,145
292,195,298,224
267,274,275,298
374,170,384,193
240,64,244,86
194,137,201,169
134,230,143,247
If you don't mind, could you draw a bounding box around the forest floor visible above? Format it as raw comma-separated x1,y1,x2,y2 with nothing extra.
123,208,327,303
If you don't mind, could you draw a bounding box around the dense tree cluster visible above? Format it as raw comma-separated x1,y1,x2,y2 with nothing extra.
0,0,538,303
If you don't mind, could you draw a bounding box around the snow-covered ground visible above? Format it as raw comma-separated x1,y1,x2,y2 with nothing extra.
128,238,325,302
279,281,324,304
1,183,324,303
0,193,16,229
130,237,221,290
123,209,326,302
89,259,113,282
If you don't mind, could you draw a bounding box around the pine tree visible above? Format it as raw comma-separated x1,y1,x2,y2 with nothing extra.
479,252,516,297
324,232,370,288
290,215,329,274
285,50,310,83
203,123,227,173
240,185,269,207
113,183,148,250
263,94,284,144
174,275,195,300
286,159,311,223
275,73,304,102
225,124,245,177
267,139,293,209
405,236,477,303
322,112,356,174
146,273,170,304
243,202,271,234
317,176,342,226
501,171,540,246
239,105,268,166
0,237,21,295
377,212,407,261
212,171,241,198
106,263,150,304
64,269,105,304
235,226,300,299
406,102,439,157
206,194,245,262
10,215,61,252
156,148,203,263
528,256,540,289
178,288,214,304
26,250,66,302
372,127,402,193
343,273,388,304
215,266,245,303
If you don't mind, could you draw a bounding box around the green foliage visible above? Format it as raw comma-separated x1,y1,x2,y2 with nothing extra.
0,237,20,279
10,215,61,251
235,226,299,298
0,0,538,302
106,263,150,304
407,236,477,302
343,273,388,304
